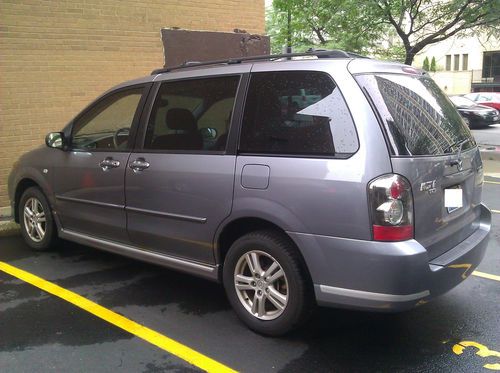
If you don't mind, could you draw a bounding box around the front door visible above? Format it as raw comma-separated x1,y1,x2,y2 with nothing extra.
53,85,149,242
125,75,243,264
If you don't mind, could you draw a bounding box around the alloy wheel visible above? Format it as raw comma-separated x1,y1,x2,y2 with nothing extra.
23,197,46,242
233,250,289,320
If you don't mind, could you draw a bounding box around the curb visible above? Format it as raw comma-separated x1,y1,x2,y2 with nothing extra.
479,145,500,162
0,220,20,237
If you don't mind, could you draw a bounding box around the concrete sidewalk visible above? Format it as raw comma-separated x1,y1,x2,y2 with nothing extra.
483,158,500,178
479,145,500,161
0,218,19,237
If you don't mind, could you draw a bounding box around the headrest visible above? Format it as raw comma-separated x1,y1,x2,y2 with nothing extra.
166,108,196,131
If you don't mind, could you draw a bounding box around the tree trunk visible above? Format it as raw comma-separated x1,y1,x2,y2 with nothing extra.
404,49,415,65
287,8,292,53
405,44,425,66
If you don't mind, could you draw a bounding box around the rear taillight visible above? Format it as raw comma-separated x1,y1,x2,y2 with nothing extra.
368,174,414,241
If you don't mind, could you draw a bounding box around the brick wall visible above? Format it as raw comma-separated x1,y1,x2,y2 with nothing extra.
0,0,265,212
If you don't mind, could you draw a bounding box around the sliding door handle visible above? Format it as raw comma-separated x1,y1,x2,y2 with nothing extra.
129,158,150,172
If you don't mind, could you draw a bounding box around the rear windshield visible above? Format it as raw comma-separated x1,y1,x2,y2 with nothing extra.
356,74,475,156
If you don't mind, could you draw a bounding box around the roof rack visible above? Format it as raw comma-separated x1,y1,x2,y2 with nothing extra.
151,49,367,75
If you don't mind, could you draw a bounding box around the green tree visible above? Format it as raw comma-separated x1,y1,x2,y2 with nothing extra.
423,56,430,71
372,0,500,65
430,57,437,72
267,0,388,54
267,0,500,65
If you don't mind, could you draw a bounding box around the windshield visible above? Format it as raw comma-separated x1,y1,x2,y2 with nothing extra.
465,92,500,102
449,96,475,107
356,73,475,156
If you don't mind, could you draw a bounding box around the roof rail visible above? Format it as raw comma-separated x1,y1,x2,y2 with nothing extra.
151,49,367,75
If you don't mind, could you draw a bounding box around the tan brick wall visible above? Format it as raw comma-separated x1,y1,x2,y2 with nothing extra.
0,0,265,211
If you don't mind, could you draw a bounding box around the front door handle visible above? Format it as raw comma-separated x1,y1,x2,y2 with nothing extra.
99,157,120,171
129,158,150,173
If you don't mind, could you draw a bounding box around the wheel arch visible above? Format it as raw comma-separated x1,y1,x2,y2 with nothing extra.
14,176,52,223
214,216,313,285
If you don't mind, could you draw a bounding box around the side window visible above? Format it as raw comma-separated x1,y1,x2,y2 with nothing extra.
72,87,144,150
240,71,358,156
144,76,240,152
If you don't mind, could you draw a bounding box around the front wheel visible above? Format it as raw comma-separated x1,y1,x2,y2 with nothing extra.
223,230,313,336
19,187,58,250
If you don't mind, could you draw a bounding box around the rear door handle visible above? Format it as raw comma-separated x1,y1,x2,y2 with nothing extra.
99,157,120,171
129,158,150,173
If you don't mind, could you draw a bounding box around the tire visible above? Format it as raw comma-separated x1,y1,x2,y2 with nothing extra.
19,187,58,251
223,230,314,336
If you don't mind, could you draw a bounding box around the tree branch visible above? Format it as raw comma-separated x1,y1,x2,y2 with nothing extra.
375,0,411,49
412,7,490,51
397,0,405,28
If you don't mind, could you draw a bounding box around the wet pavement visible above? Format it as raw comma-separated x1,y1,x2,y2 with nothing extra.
0,181,499,372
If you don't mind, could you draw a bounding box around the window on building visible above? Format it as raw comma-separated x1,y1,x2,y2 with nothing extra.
482,51,500,79
446,55,451,71
462,54,468,71
454,54,460,71
240,71,359,156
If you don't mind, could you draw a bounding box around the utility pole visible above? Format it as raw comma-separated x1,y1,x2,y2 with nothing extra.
286,7,292,54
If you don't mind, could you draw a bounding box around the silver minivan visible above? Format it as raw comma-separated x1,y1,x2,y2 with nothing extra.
8,50,491,336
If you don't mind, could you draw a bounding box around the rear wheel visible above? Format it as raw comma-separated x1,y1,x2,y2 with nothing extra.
223,230,313,336
19,187,58,250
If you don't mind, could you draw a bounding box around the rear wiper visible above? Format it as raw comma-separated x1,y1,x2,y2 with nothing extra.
445,139,470,154
448,139,470,170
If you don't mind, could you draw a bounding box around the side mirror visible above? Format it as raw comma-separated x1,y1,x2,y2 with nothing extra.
45,132,65,150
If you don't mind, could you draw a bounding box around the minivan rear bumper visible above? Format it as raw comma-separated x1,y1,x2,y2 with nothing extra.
288,203,491,311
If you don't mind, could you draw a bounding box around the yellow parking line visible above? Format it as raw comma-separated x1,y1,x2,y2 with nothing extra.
484,180,500,185
491,209,500,214
472,271,500,282
0,261,236,373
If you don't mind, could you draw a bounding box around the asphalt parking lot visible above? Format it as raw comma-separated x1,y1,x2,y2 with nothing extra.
1,174,499,372
471,124,500,148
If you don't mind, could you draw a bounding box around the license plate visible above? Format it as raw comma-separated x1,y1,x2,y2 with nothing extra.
445,188,463,212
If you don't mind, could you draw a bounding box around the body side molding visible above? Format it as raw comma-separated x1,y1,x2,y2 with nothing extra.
59,229,218,281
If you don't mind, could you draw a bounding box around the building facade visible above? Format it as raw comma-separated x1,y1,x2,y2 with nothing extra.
0,0,265,215
414,35,500,95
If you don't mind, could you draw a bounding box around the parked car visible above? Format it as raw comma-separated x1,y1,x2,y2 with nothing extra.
8,50,491,336
464,92,500,111
449,95,500,128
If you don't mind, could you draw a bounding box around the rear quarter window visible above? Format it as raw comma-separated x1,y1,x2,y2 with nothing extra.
356,74,475,156
239,71,359,157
